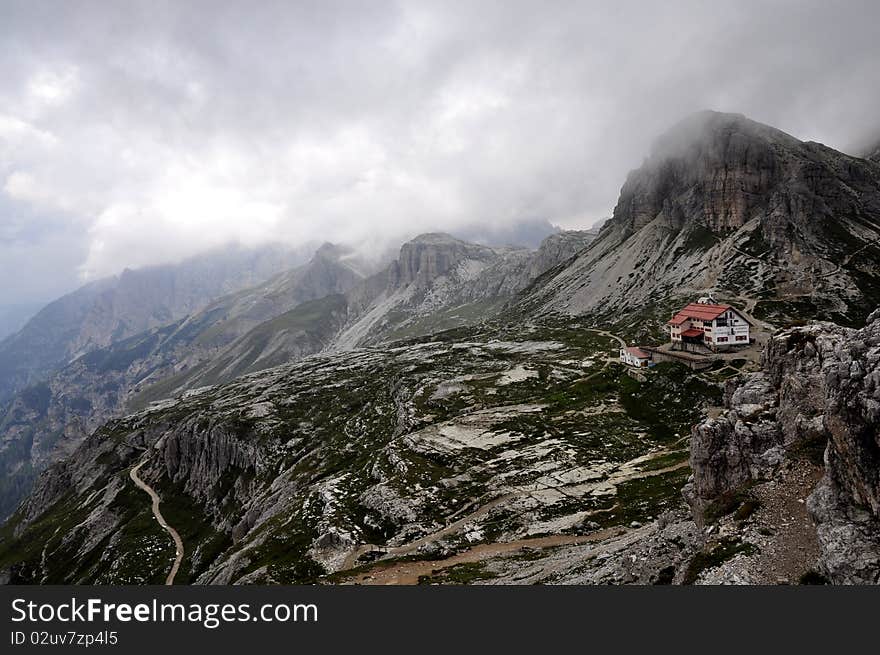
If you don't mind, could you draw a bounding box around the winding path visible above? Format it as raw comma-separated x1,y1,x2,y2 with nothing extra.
592,329,626,349
129,460,184,585
344,457,690,584
341,494,512,570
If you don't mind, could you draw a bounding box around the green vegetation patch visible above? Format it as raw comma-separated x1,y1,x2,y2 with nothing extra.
417,561,498,585
682,537,757,584
619,362,721,441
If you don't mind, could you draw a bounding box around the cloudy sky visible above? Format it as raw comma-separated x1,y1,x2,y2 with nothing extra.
2,0,879,313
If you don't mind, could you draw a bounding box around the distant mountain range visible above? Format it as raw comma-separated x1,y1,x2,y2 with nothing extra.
0,243,314,407
2,111,879,585
0,228,597,520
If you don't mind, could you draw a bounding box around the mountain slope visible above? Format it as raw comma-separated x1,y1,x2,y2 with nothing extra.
0,319,712,584
0,244,367,520
521,111,880,329
137,230,599,400
0,243,309,405
0,229,597,523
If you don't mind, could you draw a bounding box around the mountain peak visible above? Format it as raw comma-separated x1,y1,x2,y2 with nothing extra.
391,233,498,288
612,111,848,235
647,110,800,163
313,242,351,261
406,232,468,246
524,111,880,326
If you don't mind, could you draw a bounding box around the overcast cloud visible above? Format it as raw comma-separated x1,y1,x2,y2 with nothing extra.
2,0,879,307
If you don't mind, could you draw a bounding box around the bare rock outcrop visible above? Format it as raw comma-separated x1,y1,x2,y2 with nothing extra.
521,111,880,325
390,233,499,289
685,309,880,583
683,374,784,523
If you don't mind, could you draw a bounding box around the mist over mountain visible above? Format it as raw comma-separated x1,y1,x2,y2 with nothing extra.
3,2,880,311
520,111,880,331
2,108,879,586
0,303,42,341
450,218,562,249
2,2,880,590
0,243,312,407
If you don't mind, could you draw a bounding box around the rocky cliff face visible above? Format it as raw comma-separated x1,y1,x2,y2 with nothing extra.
685,309,880,583
390,233,499,288
521,112,880,328
616,112,796,234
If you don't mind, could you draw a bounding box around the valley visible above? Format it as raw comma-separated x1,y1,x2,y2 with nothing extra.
1,111,879,586
0,318,721,584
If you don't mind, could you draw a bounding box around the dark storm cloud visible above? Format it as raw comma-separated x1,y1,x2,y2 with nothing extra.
1,0,879,304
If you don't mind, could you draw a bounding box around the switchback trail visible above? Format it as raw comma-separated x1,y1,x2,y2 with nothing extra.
592,329,626,349
818,235,880,278
129,460,184,585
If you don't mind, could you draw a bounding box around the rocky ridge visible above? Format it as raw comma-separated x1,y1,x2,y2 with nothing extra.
0,244,366,520
520,111,880,328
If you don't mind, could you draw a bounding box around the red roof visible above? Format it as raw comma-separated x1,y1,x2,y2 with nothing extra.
626,347,650,359
681,328,704,338
668,303,732,325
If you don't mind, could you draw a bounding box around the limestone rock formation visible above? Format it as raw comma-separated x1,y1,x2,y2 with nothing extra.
686,309,880,583
521,111,880,326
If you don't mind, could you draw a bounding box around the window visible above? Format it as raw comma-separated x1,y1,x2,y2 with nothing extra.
736,335,747,341
717,336,728,342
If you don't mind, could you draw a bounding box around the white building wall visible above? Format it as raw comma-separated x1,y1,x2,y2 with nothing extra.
620,348,650,367
707,310,750,346
670,308,751,347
